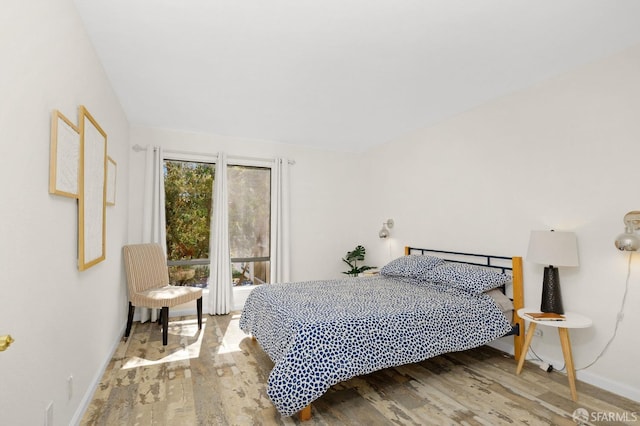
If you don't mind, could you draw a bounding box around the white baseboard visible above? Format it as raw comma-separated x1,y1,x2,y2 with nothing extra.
487,340,640,402
68,299,231,424
70,323,126,426
487,338,515,356
128,286,252,319
232,286,254,311
576,369,640,402
70,298,220,424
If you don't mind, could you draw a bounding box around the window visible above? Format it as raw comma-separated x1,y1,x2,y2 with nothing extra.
164,160,214,287
229,165,271,287
163,159,272,288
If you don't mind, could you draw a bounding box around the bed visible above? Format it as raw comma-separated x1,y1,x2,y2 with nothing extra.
239,247,525,420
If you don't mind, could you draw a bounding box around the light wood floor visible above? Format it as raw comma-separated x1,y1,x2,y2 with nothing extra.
82,313,639,425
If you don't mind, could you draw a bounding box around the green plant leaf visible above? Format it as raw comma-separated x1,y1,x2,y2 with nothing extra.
342,245,374,276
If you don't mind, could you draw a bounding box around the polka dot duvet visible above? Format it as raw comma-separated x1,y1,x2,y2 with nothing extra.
239,275,512,417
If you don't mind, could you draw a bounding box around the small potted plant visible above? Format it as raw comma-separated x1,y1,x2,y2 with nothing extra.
342,245,375,277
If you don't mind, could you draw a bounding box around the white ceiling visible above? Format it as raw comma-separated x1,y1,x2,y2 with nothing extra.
73,0,640,152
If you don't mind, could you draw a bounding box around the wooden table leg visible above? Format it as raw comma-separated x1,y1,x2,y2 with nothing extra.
516,322,537,375
299,405,312,421
558,327,578,401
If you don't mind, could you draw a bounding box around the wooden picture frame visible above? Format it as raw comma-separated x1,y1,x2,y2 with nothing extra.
106,156,117,206
78,106,107,271
49,110,80,198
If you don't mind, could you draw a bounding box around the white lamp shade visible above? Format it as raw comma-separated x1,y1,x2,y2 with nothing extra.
526,230,579,267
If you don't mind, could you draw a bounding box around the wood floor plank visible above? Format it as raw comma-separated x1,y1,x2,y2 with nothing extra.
455,350,592,420
81,314,639,425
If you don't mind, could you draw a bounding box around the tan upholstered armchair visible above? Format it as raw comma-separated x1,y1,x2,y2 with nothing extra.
123,243,203,345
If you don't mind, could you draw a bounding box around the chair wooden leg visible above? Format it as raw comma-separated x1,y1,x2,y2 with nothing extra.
161,306,169,346
125,302,135,339
197,297,202,330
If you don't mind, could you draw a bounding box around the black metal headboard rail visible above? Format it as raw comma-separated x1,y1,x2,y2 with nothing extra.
405,246,526,356
405,247,513,273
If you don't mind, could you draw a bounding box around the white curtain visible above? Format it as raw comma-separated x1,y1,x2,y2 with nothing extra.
140,145,166,322
271,158,291,283
208,152,233,315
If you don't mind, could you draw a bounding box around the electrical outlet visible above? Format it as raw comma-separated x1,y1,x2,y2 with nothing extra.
45,401,53,426
67,375,73,400
534,328,543,337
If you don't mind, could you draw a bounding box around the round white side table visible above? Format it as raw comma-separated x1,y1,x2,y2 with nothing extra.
516,307,592,401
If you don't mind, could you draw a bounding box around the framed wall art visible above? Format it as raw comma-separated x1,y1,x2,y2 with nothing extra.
78,106,107,271
49,110,80,198
106,156,117,206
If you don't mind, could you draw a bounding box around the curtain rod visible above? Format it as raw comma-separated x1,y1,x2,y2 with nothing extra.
131,144,295,165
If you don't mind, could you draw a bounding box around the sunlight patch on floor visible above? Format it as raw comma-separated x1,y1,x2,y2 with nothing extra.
121,318,206,369
217,313,245,355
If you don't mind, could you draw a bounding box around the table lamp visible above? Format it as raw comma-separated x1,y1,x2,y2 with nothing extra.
526,230,579,314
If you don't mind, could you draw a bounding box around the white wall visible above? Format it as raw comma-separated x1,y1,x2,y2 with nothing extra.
3,5,636,426
128,45,640,402
128,126,364,282
362,44,640,401
0,1,130,424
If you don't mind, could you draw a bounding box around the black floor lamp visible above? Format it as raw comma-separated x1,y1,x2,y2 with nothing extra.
526,230,579,314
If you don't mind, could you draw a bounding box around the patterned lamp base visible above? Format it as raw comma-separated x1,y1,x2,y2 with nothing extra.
540,266,564,314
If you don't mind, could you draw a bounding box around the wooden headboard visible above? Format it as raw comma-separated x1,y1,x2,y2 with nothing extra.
404,246,525,362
